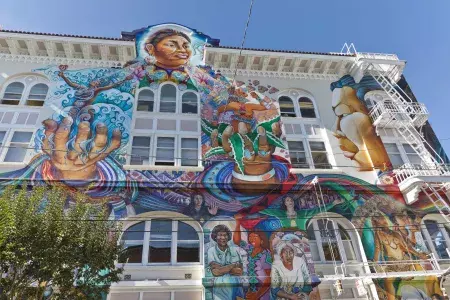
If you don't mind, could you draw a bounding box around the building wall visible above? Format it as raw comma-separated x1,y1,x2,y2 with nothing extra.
0,23,448,300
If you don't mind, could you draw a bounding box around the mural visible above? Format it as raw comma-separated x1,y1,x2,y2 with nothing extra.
0,23,447,299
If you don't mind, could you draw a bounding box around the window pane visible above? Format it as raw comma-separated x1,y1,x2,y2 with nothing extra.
132,136,151,147
29,84,48,99
309,141,326,151
342,240,356,261
310,141,331,169
181,138,197,149
137,90,154,112
291,151,308,168
122,222,145,240
407,154,422,165
11,132,32,143
111,293,140,300
425,220,449,259
3,82,24,102
160,85,176,113
157,137,175,148
322,242,341,261
119,244,143,263
299,97,316,118
308,241,321,261
142,292,171,300
384,143,400,153
182,92,198,114
402,144,415,153
151,220,172,240
174,291,203,300
4,146,27,162
389,154,404,167
181,138,198,166
177,241,200,262
288,141,304,151
278,96,296,117
178,221,199,241
149,241,171,263
156,148,174,161
0,131,6,146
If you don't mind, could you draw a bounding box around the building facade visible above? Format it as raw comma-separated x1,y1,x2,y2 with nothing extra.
0,23,450,300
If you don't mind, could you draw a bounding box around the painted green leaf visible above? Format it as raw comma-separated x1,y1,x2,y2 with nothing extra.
205,147,227,158
201,119,217,136
266,131,286,149
229,133,245,174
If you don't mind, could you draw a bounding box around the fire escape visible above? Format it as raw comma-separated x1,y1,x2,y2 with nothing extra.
324,46,450,290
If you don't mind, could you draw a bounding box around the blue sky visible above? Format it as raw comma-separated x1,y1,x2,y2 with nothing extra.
1,0,450,153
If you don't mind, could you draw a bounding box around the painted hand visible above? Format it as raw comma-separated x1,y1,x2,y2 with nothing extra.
207,202,218,215
42,117,122,181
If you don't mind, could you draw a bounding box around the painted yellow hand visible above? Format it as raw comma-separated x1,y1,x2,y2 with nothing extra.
42,117,122,180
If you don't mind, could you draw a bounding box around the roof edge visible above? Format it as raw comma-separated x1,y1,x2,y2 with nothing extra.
207,45,356,57
0,29,132,41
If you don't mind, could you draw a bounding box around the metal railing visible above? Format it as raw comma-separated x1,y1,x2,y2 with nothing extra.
357,52,399,61
394,163,450,183
369,101,429,128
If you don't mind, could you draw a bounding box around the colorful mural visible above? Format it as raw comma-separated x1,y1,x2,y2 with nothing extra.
0,23,447,299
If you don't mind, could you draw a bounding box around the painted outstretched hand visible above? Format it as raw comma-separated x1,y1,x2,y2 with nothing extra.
42,117,122,180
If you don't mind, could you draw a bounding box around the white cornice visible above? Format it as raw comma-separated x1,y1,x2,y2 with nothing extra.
0,52,123,67
217,68,340,80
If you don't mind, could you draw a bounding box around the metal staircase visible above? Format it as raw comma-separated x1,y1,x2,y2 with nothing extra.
362,61,450,213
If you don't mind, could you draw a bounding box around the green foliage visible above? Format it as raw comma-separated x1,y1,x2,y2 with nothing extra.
0,185,123,300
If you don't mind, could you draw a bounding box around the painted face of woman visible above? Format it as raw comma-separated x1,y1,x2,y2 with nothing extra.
146,35,192,69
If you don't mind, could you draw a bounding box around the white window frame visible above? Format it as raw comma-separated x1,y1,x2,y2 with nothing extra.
135,88,155,113
127,134,201,168
157,82,179,114
108,290,205,300
120,219,203,266
277,89,320,119
0,74,49,107
0,129,35,164
286,134,333,170
308,217,362,264
380,130,424,167
421,214,450,260
180,90,200,115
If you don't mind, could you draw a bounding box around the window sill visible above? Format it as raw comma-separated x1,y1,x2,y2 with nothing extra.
123,165,204,172
118,264,203,271
290,168,343,174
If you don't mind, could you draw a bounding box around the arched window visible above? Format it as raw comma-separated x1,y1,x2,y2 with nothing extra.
159,84,177,113
26,83,48,106
278,96,296,117
307,218,360,262
298,97,316,118
181,92,198,114
119,219,201,264
422,219,450,259
2,82,24,105
137,90,154,112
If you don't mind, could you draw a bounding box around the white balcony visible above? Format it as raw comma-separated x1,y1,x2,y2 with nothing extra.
370,101,429,128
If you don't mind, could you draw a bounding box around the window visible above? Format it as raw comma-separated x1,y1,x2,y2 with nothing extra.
423,220,449,259
299,97,316,118
159,84,176,113
309,141,331,169
155,137,175,166
278,96,296,117
26,83,48,106
130,136,151,165
2,82,24,105
288,140,332,169
307,218,360,263
288,141,308,168
182,92,198,114
119,219,200,265
402,143,422,165
180,138,198,166
384,143,404,167
3,132,33,163
137,90,154,112
0,131,6,148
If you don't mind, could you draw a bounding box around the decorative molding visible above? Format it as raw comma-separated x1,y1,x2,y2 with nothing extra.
0,52,123,67
216,67,341,80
